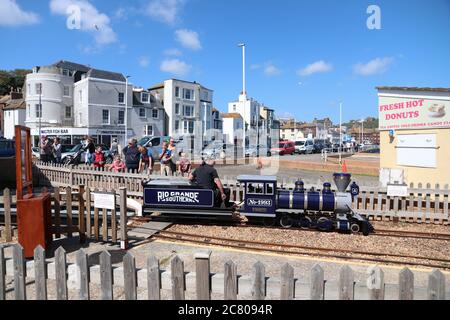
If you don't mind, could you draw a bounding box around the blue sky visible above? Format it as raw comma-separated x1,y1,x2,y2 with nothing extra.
1,0,449,123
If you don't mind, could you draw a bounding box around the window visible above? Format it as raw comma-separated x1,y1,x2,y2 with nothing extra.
27,104,30,117
175,86,180,98
27,84,31,95
233,105,236,112
35,83,42,95
79,90,82,103
202,91,209,101
118,92,125,104
35,104,42,118
63,86,70,97
145,125,154,136
65,106,72,118
118,110,124,125
152,109,159,119
266,183,275,195
139,108,146,118
175,103,180,115
62,69,70,76
183,105,194,117
102,110,110,124
141,92,149,103
183,88,194,100
183,121,194,134
247,183,265,195
175,120,180,131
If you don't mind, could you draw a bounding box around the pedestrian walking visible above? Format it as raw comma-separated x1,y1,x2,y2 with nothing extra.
122,138,140,172
110,138,119,156
53,137,62,164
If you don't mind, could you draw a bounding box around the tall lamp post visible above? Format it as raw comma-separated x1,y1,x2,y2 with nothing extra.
124,76,130,147
238,43,246,157
360,118,365,146
339,102,343,165
38,83,42,149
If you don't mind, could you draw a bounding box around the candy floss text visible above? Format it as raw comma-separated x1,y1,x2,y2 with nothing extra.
379,99,424,120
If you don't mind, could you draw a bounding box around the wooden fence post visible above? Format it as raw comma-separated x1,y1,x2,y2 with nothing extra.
123,252,137,300
76,249,90,300
119,188,128,250
66,186,73,238
0,245,5,300
102,208,108,242
195,251,211,300
13,244,26,300
310,264,324,300
78,185,86,243
55,246,68,300
251,261,265,300
85,187,91,239
54,188,61,238
100,251,113,300
171,256,185,300
338,265,354,300
367,265,385,300
399,268,414,300
280,263,294,300
428,269,445,300
224,260,237,300
34,245,47,300
147,256,161,300
3,188,12,242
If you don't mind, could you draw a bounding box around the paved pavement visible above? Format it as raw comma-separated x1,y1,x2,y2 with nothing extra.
216,162,380,187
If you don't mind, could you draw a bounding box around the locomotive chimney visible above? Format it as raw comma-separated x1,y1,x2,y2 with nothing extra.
333,173,351,193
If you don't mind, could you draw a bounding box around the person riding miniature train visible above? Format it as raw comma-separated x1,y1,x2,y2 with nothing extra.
188,158,231,207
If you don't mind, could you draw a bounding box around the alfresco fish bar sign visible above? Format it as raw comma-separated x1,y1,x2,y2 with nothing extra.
379,96,450,130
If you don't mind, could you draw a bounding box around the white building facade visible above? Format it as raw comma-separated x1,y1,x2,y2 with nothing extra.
228,93,279,148
149,79,214,150
24,60,144,146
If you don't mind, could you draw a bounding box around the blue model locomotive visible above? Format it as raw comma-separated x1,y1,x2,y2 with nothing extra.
142,173,374,236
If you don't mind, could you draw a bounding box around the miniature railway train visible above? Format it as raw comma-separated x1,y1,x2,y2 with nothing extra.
142,173,374,236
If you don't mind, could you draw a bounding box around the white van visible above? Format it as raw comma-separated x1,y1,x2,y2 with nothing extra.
295,139,314,154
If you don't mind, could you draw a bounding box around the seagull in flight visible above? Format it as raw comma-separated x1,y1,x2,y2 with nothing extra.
94,24,99,30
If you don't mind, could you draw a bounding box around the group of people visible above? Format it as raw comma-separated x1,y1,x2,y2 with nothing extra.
120,137,191,176
39,136,62,163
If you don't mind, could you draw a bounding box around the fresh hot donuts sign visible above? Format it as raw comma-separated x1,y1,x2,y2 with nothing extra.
379,97,449,130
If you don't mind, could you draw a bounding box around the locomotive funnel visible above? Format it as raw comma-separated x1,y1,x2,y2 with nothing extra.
333,173,351,192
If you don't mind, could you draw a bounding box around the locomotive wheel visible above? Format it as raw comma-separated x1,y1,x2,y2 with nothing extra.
299,216,312,229
317,217,332,231
350,223,360,234
279,214,294,229
263,217,276,227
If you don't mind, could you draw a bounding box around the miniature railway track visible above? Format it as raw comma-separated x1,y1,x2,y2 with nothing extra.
139,227,450,269
131,215,450,241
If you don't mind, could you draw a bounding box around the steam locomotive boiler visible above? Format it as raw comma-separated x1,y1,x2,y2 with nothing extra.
142,173,374,236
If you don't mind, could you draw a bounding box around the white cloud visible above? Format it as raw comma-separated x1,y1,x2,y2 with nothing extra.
139,56,150,68
145,0,184,25
0,0,39,26
353,57,394,76
50,0,117,45
160,59,191,76
164,48,183,56
297,60,333,76
264,63,281,77
175,29,201,51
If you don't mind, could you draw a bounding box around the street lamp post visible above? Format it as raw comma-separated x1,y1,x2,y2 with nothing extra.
361,119,365,145
339,102,343,165
238,43,246,157
124,76,130,147
38,83,42,149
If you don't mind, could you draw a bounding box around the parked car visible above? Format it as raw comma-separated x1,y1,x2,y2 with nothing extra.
295,139,314,154
201,141,225,159
245,145,272,157
271,141,295,156
62,144,114,165
137,136,171,159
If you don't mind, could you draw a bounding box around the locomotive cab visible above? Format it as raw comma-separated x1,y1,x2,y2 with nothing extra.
238,175,277,218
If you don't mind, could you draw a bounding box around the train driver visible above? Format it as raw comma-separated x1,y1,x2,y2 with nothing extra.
189,159,230,207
